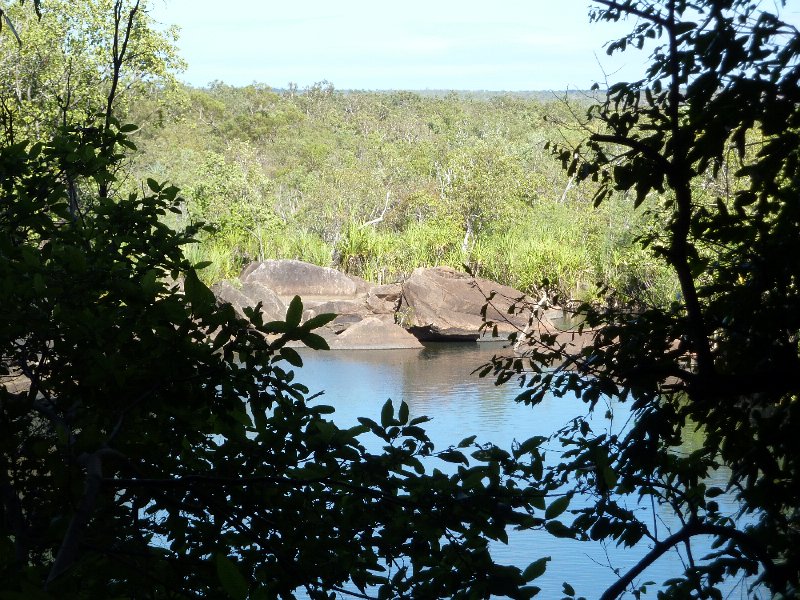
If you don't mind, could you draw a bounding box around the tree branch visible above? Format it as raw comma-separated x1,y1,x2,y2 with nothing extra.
592,0,670,29
103,474,406,505
47,452,104,584
591,133,672,173
100,0,139,199
599,520,782,600
361,190,391,228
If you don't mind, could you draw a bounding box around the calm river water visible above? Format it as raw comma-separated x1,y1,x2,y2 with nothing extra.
295,342,753,599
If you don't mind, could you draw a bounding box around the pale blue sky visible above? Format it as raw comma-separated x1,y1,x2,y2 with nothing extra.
147,1,800,91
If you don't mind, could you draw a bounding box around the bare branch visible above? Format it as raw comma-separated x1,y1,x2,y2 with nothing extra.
104,1,139,135
360,190,391,228
600,520,782,600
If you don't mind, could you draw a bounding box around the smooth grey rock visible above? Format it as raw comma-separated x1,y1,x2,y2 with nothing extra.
328,314,364,334
302,299,369,318
240,281,287,321
398,266,543,341
211,281,254,320
241,259,369,298
329,317,423,350
366,283,402,314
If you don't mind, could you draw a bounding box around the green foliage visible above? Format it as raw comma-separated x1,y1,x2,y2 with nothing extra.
0,0,182,140
183,147,275,236
9,1,799,598
0,131,544,595
133,81,670,302
0,5,553,599
487,1,800,597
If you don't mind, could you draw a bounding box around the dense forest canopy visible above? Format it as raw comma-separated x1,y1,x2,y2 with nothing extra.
1,0,799,599
129,82,676,305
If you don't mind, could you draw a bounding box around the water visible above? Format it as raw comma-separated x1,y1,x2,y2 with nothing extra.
295,342,754,599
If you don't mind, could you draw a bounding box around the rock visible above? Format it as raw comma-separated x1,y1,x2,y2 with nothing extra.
327,314,364,334
241,259,369,298
239,261,261,281
5,373,30,395
365,283,402,314
240,281,287,321
398,266,545,341
302,299,369,319
211,281,255,320
301,299,371,333
329,317,423,350
212,280,289,323
216,263,557,348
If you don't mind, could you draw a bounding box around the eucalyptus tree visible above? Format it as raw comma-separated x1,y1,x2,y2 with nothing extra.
0,0,182,141
486,1,800,597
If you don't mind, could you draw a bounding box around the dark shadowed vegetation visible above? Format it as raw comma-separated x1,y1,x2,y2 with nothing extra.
1,0,799,599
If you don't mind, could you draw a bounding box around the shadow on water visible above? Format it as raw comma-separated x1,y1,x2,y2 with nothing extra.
295,343,751,599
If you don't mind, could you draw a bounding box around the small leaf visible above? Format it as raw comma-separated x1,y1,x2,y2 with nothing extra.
398,401,409,425
530,493,546,511
184,269,216,312
438,450,468,464
303,312,336,329
522,556,550,581
545,520,573,538
261,320,289,334
285,296,303,328
545,495,570,520
458,435,477,448
515,436,546,458
215,554,248,600
380,399,394,427
301,332,329,350
280,347,303,367
602,465,618,489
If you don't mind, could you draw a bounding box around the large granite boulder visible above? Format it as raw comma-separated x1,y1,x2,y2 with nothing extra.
241,259,369,298
211,281,255,320
326,314,365,334
329,317,423,350
365,283,402,314
212,280,288,322
240,281,287,321
398,266,546,341
302,298,369,318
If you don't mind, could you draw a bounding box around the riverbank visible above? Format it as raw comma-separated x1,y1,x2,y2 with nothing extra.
212,258,594,351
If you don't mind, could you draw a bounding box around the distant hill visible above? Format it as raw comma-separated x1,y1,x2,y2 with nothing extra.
207,82,604,103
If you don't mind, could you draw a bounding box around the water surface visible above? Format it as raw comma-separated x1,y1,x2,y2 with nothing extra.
297,343,752,598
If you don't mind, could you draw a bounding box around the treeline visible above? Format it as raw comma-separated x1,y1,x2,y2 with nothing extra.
130,82,678,304
0,0,676,305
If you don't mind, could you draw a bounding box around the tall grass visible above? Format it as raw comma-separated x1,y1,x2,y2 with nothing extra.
187,198,678,307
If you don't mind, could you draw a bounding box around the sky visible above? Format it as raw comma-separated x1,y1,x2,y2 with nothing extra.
148,1,800,91
147,1,653,91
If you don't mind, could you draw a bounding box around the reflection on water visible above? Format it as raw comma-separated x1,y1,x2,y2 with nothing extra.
296,343,750,599
298,343,571,450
